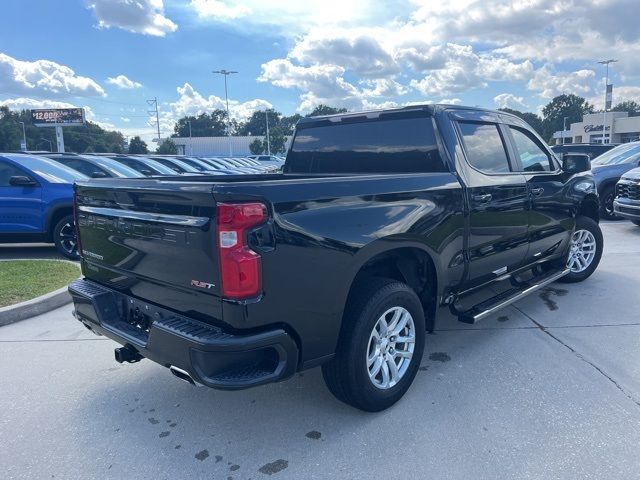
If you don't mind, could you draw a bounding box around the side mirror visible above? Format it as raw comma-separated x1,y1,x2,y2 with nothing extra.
562,153,591,174
9,175,37,187
90,171,108,178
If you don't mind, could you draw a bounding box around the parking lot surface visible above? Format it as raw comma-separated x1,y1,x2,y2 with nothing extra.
1,221,639,480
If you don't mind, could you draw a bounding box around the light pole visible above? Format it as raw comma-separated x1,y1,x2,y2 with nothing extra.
187,120,193,156
39,137,52,152
265,110,271,155
18,121,27,151
562,116,568,144
598,59,617,144
212,69,238,156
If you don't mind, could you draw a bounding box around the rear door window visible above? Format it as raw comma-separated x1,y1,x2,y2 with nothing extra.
287,116,447,174
458,122,511,173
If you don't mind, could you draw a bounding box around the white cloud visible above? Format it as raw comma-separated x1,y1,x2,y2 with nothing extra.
0,97,78,110
106,74,143,89
259,59,410,113
289,28,400,78
527,66,595,99
588,86,640,111
0,53,105,98
86,0,177,37
121,116,131,123
409,44,533,96
190,0,250,19
494,93,528,110
168,82,272,121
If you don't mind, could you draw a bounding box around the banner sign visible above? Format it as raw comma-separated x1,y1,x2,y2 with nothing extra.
31,108,85,127
605,84,613,111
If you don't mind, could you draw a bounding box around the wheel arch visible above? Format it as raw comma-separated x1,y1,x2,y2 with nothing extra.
45,203,73,242
344,244,440,332
577,193,600,223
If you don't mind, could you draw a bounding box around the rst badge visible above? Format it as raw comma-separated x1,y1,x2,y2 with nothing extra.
191,280,215,289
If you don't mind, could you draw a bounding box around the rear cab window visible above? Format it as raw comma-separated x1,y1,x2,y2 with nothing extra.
457,122,511,173
286,114,447,174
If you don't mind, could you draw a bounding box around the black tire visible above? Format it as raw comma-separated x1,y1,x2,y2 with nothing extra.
52,214,80,260
599,185,618,220
558,215,603,283
322,278,425,412
632,220,640,227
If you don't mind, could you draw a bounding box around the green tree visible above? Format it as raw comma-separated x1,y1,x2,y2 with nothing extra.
173,110,234,137
612,100,640,117
0,106,22,151
237,109,282,136
498,108,544,137
306,105,348,117
128,136,148,154
541,94,594,143
249,137,265,155
278,113,303,135
156,138,178,154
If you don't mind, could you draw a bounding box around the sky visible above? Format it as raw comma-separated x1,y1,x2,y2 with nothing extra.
1,0,639,146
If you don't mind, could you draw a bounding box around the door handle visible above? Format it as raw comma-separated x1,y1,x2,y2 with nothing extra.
472,193,492,203
531,187,544,196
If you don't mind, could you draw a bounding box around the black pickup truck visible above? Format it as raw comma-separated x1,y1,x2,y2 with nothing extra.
69,105,602,411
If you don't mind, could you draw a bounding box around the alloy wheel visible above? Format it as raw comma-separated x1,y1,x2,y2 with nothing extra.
366,306,416,389
58,222,78,256
567,229,596,273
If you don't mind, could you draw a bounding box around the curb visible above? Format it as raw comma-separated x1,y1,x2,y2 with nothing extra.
0,259,80,327
0,285,72,327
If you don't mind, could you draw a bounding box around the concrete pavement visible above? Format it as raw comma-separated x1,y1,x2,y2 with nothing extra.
1,221,639,480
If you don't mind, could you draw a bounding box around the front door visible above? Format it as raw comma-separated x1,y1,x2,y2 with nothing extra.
0,160,43,233
505,125,574,265
456,121,529,288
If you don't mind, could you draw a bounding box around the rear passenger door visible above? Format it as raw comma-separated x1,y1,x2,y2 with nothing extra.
504,123,574,265
455,118,529,289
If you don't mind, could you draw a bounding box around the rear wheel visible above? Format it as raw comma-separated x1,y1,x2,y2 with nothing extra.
322,278,425,412
53,215,80,260
558,215,603,283
599,185,618,220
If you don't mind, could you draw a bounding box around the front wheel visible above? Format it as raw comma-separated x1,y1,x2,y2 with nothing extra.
53,215,80,260
558,215,603,283
322,278,425,412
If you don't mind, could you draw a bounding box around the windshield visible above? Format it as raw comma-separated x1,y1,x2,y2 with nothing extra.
591,143,640,166
84,156,144,177
5,154,88,183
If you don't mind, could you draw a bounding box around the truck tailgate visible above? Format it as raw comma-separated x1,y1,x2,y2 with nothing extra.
74,180,222,323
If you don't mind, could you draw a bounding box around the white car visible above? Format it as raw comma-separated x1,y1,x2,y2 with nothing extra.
247,155,285,171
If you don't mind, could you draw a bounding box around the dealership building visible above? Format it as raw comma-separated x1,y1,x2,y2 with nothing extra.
553,112,640,145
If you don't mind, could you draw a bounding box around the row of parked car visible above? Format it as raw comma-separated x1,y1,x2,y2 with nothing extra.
0,152,284,259
552,141,640,221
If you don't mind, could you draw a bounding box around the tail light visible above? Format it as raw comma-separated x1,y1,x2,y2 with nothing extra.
217,202,267,299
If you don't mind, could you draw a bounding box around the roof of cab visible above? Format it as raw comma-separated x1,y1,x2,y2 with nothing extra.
296,103,507,126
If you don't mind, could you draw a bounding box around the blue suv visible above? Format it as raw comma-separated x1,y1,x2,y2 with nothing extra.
0,153,88,259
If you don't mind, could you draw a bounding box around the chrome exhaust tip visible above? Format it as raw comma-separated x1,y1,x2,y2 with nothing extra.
169,365,203,387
